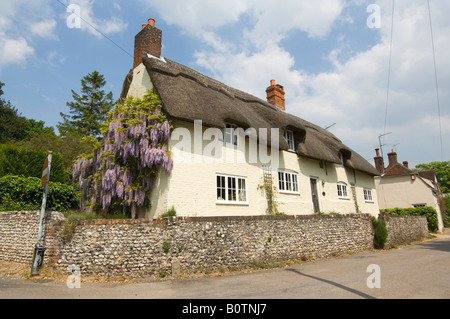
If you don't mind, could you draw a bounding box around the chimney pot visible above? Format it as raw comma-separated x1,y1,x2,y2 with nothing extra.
142,24,147,29
148,18,155,27
270,79,275,86
375,148,380,157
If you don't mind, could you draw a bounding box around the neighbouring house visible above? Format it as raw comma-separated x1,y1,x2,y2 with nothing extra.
120,19,381,218
374,148,444,232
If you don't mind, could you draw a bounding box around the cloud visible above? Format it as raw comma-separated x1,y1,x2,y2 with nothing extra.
63,0,128,38
30,19,58,40
0,0,57,70
0,37,34,66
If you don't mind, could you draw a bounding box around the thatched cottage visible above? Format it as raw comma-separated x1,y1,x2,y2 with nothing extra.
120,19,380,218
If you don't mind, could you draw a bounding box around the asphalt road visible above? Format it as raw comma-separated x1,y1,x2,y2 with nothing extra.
1,236,450,300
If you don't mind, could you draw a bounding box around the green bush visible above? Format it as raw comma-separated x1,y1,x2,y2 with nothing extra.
0,175,79,212
0,144,67,183
160,206,177,218
380,206,439,232
372,217,388,249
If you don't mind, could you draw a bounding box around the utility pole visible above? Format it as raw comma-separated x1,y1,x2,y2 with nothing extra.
31,151,52,276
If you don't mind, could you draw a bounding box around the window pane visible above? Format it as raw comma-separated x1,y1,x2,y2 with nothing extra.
217,175,225,200
292,174,298,192
238,178,246,202
228,176,236,201
286,173,291,191
278,172,285,190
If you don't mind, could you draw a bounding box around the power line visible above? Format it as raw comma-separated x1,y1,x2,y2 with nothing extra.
383,0,395,138
55,0,133,59
427,0,444,161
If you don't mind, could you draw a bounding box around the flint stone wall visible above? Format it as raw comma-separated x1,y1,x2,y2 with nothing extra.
0,211,429,279
379,214,429,247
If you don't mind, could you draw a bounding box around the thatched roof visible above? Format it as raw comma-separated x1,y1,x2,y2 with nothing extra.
120,56,379,176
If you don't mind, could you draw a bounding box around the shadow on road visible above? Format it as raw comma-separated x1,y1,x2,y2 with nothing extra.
285,268,376,299
419,236,450,253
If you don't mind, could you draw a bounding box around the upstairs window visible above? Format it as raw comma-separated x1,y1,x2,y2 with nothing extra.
223,124,238,146
284,130,295,151
364,188,373,202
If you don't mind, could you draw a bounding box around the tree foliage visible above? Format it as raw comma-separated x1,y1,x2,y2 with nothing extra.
414,161,450,194
0,82,55,143
73,90,173,218
58,71,114,137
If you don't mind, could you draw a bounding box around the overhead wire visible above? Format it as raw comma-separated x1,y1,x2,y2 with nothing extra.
55,0,133,59
383,0,395,142
427,0,443,161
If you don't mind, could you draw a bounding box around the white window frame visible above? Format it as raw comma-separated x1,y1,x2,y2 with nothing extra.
220,123,238,146
278,170,299,194
284,130,295,151
363,188,374,202
337,183,349,199
216,174,248,205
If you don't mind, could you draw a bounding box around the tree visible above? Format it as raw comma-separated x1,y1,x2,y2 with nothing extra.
0,82,56,143
0,82,27,143
414,161,450,194
72,90,173,218
58,71,114,137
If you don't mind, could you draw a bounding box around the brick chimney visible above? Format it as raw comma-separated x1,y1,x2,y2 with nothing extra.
266,79,285,111
387,149,398,167
373,148,384,174
133,18,162,69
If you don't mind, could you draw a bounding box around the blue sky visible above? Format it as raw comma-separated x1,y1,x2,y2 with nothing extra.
0,0,448,168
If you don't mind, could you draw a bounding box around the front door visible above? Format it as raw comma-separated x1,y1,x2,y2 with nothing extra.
310,178,320,213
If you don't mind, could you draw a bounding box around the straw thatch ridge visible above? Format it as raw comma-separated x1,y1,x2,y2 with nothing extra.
120,56,379,176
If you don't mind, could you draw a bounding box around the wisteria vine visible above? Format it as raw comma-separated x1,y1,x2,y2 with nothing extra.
72,90,173,218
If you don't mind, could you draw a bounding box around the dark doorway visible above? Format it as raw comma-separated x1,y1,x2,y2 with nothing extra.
310,178,320,213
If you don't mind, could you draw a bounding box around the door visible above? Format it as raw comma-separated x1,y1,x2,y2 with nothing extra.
310,178,320,213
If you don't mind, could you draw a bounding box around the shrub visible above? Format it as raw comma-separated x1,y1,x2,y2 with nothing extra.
380,206,439,232
0,144,67,183
0,175,79,212
160,206,176,218
372,217,388,249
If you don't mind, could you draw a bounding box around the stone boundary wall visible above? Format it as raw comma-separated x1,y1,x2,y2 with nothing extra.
379,214,429,246
0,211,429,279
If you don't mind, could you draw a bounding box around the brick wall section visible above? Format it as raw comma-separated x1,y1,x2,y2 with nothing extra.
0,211,429,279
379,214,429,246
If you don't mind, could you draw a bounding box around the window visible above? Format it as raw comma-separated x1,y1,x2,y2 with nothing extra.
337,183,348,198
278,171,299,194
413,203,426,207
216,174,247,204
223,124,238,146
364,188,373,202
284,130,295,151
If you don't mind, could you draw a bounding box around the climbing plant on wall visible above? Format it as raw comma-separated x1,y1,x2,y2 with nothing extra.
72,90,173,218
